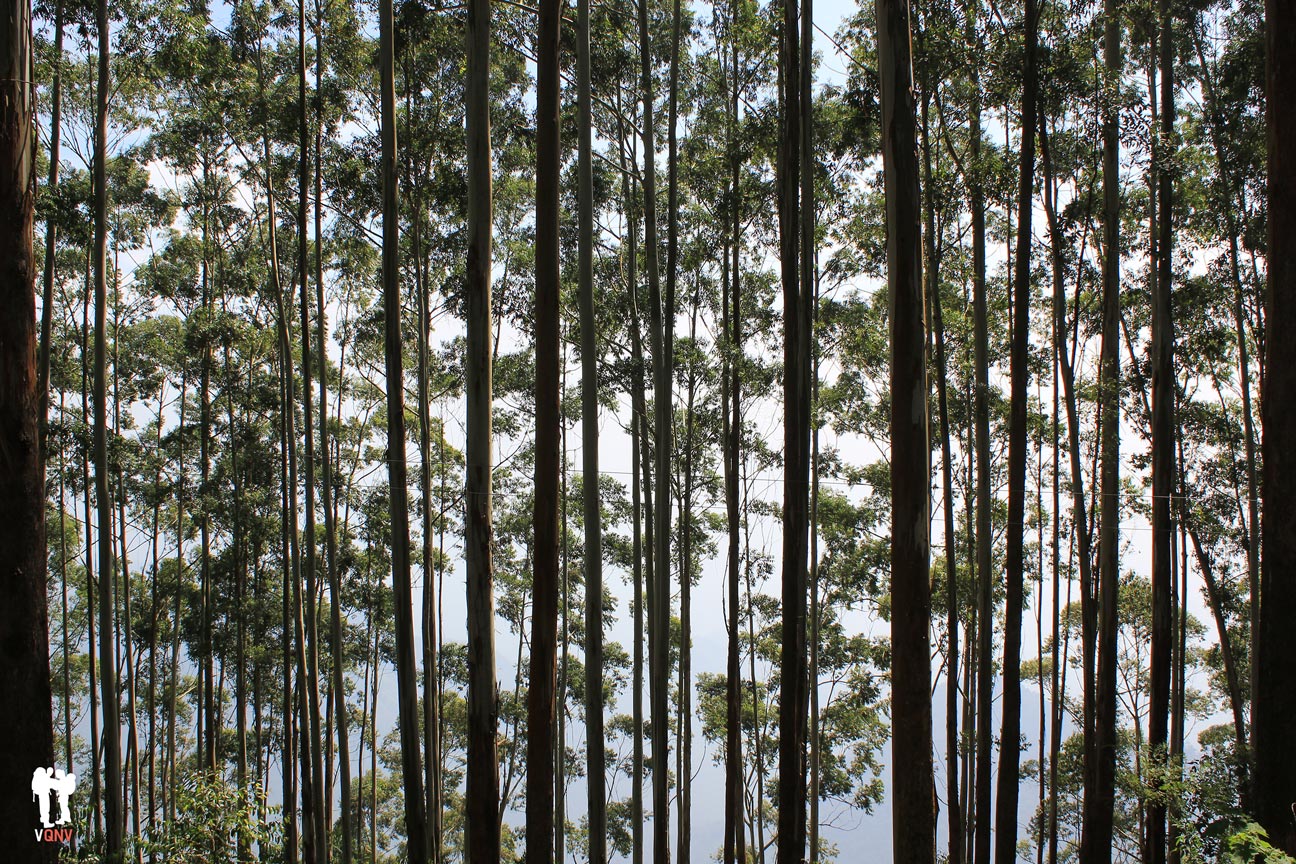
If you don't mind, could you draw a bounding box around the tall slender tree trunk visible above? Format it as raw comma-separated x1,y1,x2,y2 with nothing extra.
312,5,353,858
527,0,562,855
295,8,327,855
92,0,124,854
378,0,429,855
877,0,935,859
777,0,811,853
1147,3,1175,861
577,0,607,853
994,0,1038,853
722,14,746,860
1080,3,1122,858
0,0,55,854
1256,0,1296,849
636,0,671,853
464,0,499,851
967,8,994,860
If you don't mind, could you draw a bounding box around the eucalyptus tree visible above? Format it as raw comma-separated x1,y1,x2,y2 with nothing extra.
464,0,500,853
994,0,1039,852
378,0,429,855
0,0,56,858
1256,0,1296,852
91,0,124,856
875,0,934,862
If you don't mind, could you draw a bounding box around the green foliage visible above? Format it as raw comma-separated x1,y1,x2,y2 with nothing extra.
144,771,277,863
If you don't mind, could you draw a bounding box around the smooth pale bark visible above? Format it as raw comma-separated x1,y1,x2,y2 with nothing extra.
379,0,430,856
296,6,326,855
0,0,55,856
464,0,500,854
1256,0,1296,851
91,1,124,855
526,0,561,855
308,6,353,858
876,0,935,861
994,0,1038,853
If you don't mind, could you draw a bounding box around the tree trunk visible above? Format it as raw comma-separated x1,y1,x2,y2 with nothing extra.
994,0,1038,853
0,0,55,854
527,0,562,855
1256,0,1296,843
577,0,606,853
464,0,500,852
311,5,353,858
379,0,430,855
636,0,671,852
1080,3,1122,858
1146,2,1175,861
722,13,746,860
92,0,124,854
777,0,811,853
967,7,994,861
877,0,935,859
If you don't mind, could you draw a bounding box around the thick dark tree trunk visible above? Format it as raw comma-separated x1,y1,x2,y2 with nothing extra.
0,0,55,856
777,0,811,854
1256,0,1296,851
876,0,935,860
1147,3,1175,861
527,0,561,856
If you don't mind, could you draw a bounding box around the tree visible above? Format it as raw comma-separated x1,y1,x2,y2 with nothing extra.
1080,0,1123,858
92,0,124,856
876,0,935,862
379,0,430,856
994,0,1038,853
464,0,500,854
526,0,561,856
0,0,55,857
1147,0,1176,859
577,0,609,853
1256,0,1296,853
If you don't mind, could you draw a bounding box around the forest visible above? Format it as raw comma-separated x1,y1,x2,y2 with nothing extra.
0,0,1292,860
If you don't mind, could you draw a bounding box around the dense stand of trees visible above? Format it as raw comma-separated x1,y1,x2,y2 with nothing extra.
2,0,1293,862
